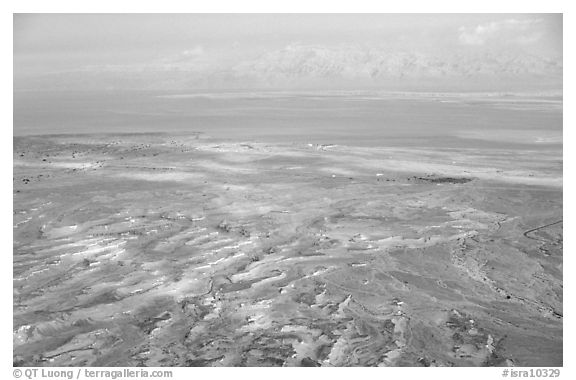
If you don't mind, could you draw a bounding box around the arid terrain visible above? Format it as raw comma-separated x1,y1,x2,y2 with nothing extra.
13,132,562,367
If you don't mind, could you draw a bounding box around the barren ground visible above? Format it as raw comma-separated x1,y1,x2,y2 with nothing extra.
13,133,562,367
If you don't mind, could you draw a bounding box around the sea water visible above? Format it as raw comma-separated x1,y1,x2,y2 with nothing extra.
14,90,562,151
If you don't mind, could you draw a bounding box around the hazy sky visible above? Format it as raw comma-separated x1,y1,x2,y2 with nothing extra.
14,14,563,91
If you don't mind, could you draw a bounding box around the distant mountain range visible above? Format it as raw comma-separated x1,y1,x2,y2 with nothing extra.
16,44,562,91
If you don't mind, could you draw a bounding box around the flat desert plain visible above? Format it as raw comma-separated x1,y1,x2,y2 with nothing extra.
13,130,562,366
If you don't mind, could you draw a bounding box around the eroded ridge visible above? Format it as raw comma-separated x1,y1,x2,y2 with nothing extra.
13,134,562,366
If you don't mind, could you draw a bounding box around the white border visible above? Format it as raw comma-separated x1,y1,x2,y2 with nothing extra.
4,0,570,13
4,2,572,379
